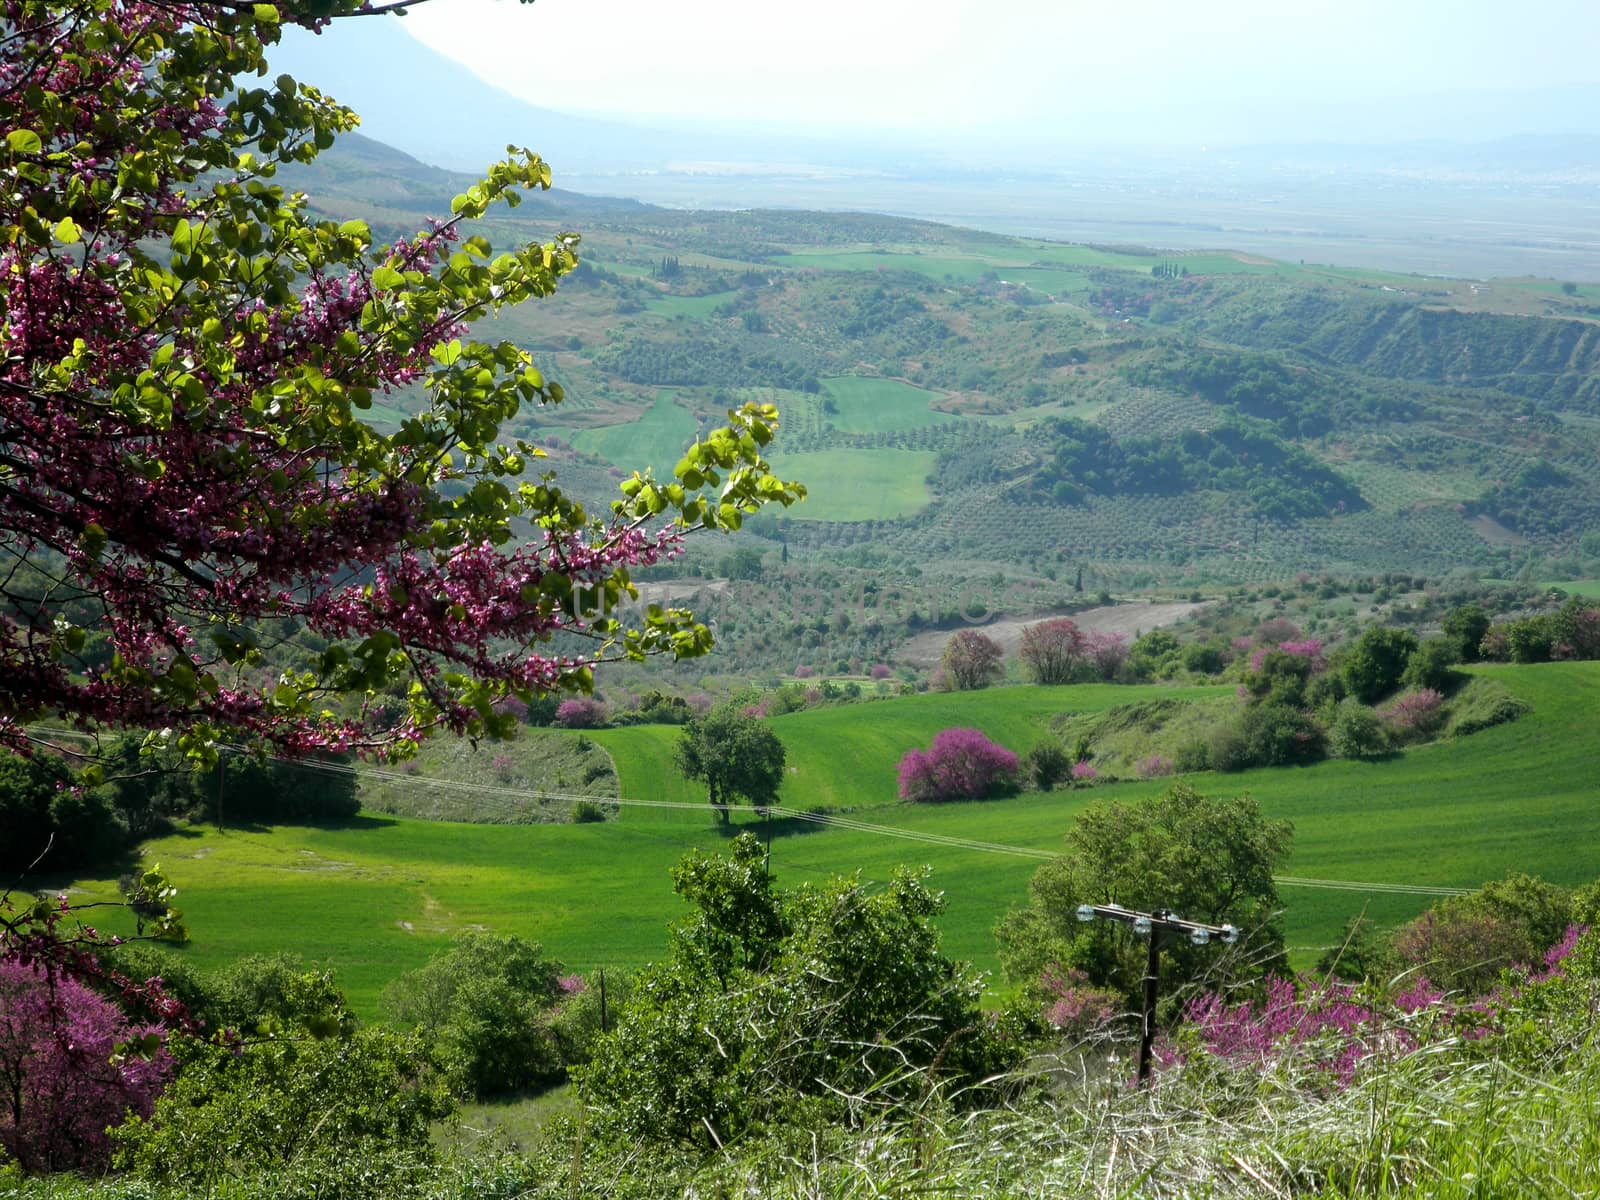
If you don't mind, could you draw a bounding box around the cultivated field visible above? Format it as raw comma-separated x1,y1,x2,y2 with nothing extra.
58,663,1600,1017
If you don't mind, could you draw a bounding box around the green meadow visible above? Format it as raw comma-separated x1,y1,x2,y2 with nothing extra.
569,391,697,473
820,375,946,433
66,663,1600,1018
643,290,737,319
766,448,939,521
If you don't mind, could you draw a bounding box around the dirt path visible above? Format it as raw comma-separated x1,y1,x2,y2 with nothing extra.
898,602,1205,668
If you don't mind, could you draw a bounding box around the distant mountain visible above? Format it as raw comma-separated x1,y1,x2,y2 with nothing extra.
273,131,656,220
269,19,899,180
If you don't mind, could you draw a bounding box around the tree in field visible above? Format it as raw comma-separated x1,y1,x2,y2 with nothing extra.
0,0,803,767
997,783,1291,1004
1018,617,1087,684
675,707,786,823
898,727,1019,802
1338,626,1419,704
940,629,1004,690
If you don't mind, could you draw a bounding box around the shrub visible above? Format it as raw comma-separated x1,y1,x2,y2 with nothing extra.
1039,965,1120,1038
1329,698,1388,759
382,932,571,1097
869,663,892,680
1339,626,1420,703
553,697,607,728
1070,759,1098,783
1136,754,1172,780
1401,638,1461,692
1226,701,1326,768
1173,739,1210,772
579,836,1018,1145
1380,688,1445,739
1022,742,1073,791
0,961,172,1172
898,728,1019,802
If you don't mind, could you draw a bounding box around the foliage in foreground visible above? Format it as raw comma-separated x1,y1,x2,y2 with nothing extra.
577,834,1023,1146
0,0,802,762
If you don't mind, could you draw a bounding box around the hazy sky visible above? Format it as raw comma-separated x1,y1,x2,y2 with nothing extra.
398,0,1600,141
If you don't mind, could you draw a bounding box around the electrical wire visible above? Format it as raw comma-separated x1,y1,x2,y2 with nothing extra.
23,724,1479,897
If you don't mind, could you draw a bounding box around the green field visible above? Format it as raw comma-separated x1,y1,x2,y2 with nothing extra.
820,375,946,434
64,663,1600,1017
643,290,737,319
767,448,938,521
570,391,697,473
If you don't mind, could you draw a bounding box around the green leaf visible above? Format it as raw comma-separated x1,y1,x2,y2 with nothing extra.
372,265,404,291
52,216,80,244
6,129,41,155
253,3,281,22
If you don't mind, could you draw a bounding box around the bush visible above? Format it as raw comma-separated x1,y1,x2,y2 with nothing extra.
1173,739,1210,773
1401,638,1461,693
382,932,572,1097
0,961,172,1172
1392,873,1573,996
113,1027,450,1190
579,836,1019,1146
553,697,607,728
1329,698,1388,759
1339,626,1420,703
1022,742,1073,791
1379,688,1445,740
1136,754,1173,780
1217,701,1326,769
899,728,1020,802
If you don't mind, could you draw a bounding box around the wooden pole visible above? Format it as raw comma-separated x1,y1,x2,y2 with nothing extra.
1138,930,1161,1086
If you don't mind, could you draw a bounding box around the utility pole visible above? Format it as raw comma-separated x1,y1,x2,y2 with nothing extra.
1074,902,1240,1086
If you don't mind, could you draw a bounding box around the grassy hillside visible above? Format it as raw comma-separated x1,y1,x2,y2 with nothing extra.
58,663,1600,1016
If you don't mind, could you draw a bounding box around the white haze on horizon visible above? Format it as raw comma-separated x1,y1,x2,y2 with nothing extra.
396,0,1600,147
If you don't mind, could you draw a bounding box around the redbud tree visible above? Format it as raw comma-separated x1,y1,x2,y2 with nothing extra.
0,0,802,764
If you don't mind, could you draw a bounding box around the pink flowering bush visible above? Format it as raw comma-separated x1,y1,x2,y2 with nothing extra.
1173,974,1447,1089
793,665,815,679
0,960,172,1172
870,663,893,680
554,698,607,729
1379,687,1444,738
898,728,1020,802
1136,754,1172,780
1086,630,1129,680
1070,760,1098,783
1039,965,1121,1037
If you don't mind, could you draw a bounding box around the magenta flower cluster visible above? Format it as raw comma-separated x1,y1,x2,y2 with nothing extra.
898,728,1019,802
0,960,172,1172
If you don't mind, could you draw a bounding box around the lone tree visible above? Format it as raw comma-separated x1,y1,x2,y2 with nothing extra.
940,629,1004,690
0,0,801,766
1018,617,1088,684
997,783,1291,1004
675,707,786,823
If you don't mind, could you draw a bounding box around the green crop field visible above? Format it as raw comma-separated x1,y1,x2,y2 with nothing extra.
820,375,946,434
570,391,697,473
767,448,939,521
61,663,1600,1018
643,290,737,319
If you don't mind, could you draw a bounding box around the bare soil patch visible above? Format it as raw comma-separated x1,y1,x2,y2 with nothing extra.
898,602,1206,669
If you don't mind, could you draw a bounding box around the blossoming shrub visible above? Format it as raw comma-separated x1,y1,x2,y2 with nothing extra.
553,697,607,729
1380,687,1444,740
0,960,171,1172
898,728,1019,802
